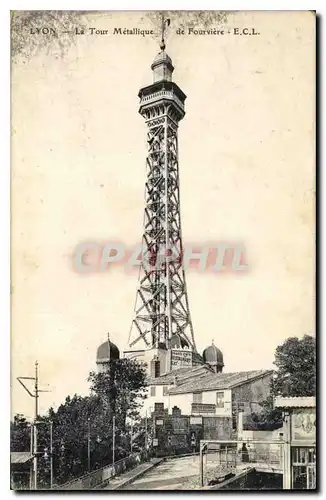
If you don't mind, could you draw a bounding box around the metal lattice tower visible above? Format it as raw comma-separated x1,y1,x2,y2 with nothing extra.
127,29,197,355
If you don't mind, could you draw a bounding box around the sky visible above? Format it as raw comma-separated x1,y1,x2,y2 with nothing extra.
11,11,315,418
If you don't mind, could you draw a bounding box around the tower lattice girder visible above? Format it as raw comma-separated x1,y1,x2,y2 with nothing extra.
128,80,197,353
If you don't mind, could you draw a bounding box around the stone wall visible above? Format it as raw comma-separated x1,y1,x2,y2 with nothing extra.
152,405,233,456
231,373,272,428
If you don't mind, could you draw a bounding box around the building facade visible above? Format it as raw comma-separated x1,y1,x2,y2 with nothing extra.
275,397,316,490
145,364,273,423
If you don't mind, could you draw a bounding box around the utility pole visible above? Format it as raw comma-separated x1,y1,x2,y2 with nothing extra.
49,421,53,489
17,361,50,490
33,422,37,489
33,361,38,490
145,410,148,450
29,423,33,490
112,416,115,469
40,421,54,489
87,418,91,472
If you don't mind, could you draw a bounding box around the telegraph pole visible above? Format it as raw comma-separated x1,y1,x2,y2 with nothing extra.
112,416,116,469
49,421,53,489
145,410,148,450
87,418,91,472
17,361,50,490
33,361,39,490
34,361,39,420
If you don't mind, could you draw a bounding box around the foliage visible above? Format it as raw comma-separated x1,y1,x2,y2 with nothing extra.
272,335,316,397
88,358,148,430
10,414,31,452
247,396,283,430
248,335,316,429
11,11,87,61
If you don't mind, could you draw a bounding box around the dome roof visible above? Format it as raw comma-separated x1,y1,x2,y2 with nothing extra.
152,50,173,67
151,51,174,74
202,343,224,365
170,334,189,349
96,337,120,361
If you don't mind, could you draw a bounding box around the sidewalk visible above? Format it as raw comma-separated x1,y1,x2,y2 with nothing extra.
102,458,164,490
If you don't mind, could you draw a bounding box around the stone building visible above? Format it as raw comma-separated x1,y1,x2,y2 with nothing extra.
95,335,272,435
144,361,272,426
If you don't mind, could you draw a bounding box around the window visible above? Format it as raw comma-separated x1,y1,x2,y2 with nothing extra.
150,386,156,397
150,359,160,378
292,447,316,490
193,392,203,403
154,360,160,378
163,386,169,396
191,403,216,414
216,391,224,408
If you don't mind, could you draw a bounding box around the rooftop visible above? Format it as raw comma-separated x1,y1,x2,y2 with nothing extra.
11,452,33,465
148,366,273,394
274,396,316,409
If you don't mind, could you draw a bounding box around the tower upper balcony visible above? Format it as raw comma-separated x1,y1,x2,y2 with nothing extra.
138,50,187,122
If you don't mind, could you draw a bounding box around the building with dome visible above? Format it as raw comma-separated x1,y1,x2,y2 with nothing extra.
96,334,120,373
202,341,224,373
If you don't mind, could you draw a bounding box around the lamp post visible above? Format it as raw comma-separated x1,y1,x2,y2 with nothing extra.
130,420,133,454
49,421,53,489
145,406,153,451
145,411,148,450
87,418,91,472
36,420,54,489
112,416,116,470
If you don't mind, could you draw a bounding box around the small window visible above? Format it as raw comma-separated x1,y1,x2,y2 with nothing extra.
154,360,160,378
193,392,203,403
216,391,224,408
150,386,156,397
163,386,169,396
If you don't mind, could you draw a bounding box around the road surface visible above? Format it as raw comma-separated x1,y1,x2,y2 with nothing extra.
121,455,205,490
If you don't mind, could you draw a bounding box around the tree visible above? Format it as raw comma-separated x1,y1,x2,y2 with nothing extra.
248,335,316,429
272,335,316,397
10,414,31,452
249,396,283,430
88,358,148,431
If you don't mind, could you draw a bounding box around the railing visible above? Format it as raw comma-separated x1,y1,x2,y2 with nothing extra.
204,447,282,468
200,440,285,488
140,90,184,111
55,450,150,490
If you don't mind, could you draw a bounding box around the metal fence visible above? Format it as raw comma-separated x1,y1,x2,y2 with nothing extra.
55,450,150,490
199,439,284,488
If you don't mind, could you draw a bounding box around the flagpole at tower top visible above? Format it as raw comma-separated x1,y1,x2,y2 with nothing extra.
160,13,170,52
